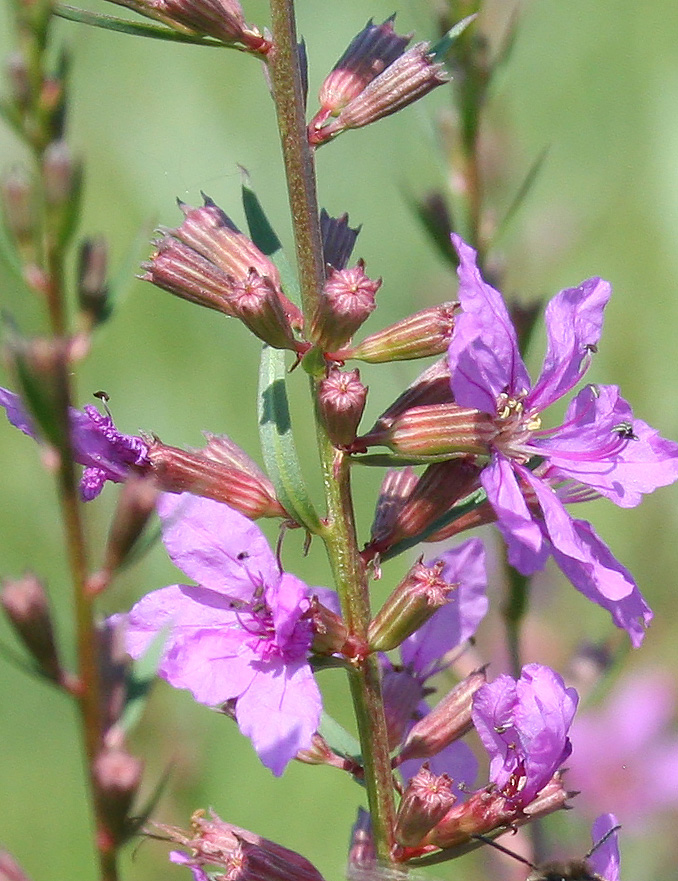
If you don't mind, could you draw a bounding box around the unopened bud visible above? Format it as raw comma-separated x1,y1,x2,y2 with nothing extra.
314,17,411,120
356,403,495,457
367,458,482,557
231,269,301,351
368,559,455,652
93,747,144,848
89,476,158,593
309,596,349,656
310,261,381,351
347,808,377,876
296,733,361,775
310,43,449,146
156,810,327,881
77,237,110,326
1,574,62,683
318,367,368,445
1,166,35,248
147,436,287,520
363,358,453,443
320,209,360,271
0,850,32,881
398,668,487,764
135,0,271,53
335,302,458,363
5,52,31,108
43,140,80,206
395,765,456,847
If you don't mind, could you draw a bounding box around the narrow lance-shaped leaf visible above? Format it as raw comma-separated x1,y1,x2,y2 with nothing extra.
258,344,321,532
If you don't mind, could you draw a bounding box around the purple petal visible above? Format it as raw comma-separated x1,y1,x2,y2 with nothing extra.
527,277,610,412
539,385,678,507
400,538,488,675
473,665,577,805
448,236,530,411
588,814,620,881
236,657,321,775
0,387,149,500
158,493,280,599
169,852,211,881
269,573,312,657
550,518,652,647
483,456,548,573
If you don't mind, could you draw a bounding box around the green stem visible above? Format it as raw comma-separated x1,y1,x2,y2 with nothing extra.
267,0,325,331
266,0,397,859
315,420,397,863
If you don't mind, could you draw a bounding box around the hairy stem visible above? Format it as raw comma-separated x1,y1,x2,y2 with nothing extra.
267,0,397,861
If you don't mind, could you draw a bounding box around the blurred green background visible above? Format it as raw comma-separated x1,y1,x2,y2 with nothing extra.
1,1,678,879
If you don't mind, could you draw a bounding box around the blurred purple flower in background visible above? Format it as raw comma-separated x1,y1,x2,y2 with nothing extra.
0,386,149,500
122,492,324,775
472,663,578,806
568,671,678,828
448,236,678,645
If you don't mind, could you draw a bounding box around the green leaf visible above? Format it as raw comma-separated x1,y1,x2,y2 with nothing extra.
117,628,167,735
257,345,321,532
125,765,172,839
430,13,478,60
496,145,550,240
318,711,362,763
55,4,229,46
241,173,301,308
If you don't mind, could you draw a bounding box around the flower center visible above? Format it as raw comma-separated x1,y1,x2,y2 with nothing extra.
492,391,541,461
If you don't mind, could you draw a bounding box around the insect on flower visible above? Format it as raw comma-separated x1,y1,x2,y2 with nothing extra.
473,816,621,881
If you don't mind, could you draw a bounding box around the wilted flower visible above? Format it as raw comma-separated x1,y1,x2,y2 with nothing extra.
447,235,678,645
0,386,150,500
121,493,328,775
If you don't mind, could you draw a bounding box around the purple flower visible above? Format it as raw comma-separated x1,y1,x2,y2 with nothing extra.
384,539,488,793
471,663,578,805
122,492,323,776
0,386,149,500
448,236,678,645
568,670,678,828
589,813,621,881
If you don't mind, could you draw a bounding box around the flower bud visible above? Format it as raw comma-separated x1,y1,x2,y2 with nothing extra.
93,747,144,848
364,358,453,442
309,596,349,656
89,475,158,594
368,559,455,652
310,43,449,146
1,166,35,251
1,574,62,683
356,403,495,457
77,237,110,327
318,367,368,446
312,17,411,124
347,808,377,877
320,209,360,271
366,458,482,558
295,733,361,775
334,302,458,363
230,269,301,351
5,52,31,109
0,850,32,881
398,668,487,764
43,140,81,207
118,0,271,53
155,809,327,881
147,436,287,520
310,261,381,351
395,765,456,847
